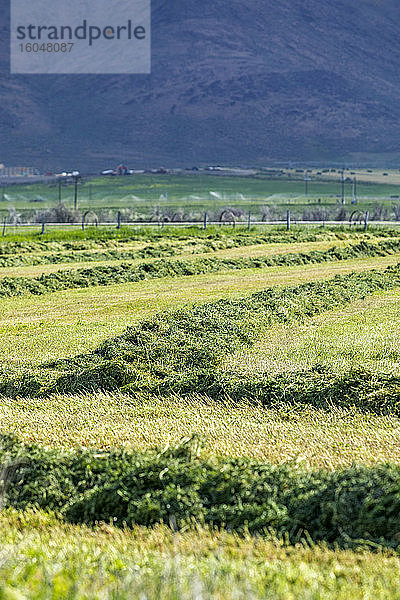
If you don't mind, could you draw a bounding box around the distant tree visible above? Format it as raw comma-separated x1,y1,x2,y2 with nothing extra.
36,203,79,223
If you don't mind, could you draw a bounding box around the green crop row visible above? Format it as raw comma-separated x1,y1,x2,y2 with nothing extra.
0,230,399,267
0,229,317,255
0,226,395,256
0,241,223,267
2,238,400,298
2,434,400,549
178,366,400,416
0,233,354,267
3,262,400,400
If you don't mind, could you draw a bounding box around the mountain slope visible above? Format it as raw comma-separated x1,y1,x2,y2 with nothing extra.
1,0,400,170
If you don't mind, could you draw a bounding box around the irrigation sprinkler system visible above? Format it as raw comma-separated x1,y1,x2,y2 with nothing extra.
1,213,392,235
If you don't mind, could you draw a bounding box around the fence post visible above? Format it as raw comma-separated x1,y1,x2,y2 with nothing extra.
117,211,121,229
203,212,207,230
247,211,251,231
364,211,369,231
82,216,85,231
41,219,45,235
286,210,291,231
2,218,6,237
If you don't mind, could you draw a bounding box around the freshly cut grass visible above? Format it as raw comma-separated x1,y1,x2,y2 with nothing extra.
0,235,353,269
4,435,400,548
3,262,400,401
0,225,390,254
198,367,400,416
3,510,400,600
224,289,400,377
1,393,400,469
0,239,348,278
2,238,400,298
3,253,400,367
0,257,137,279
3,225,400,596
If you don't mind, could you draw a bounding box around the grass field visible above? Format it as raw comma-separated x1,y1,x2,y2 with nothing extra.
4,510,400,600
3,224,400,597
4,170,400,224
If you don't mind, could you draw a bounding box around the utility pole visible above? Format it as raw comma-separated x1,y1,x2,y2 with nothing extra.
73,174,80,211
341,169,345,204
58,179,62,204
352,177,357,204
304,175,311,197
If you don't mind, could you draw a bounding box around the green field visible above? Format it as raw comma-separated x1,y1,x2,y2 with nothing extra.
4,170,400,225
3,224,400,597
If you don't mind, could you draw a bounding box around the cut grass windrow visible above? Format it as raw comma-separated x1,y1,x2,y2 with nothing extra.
184,366,400,416
0,233,397,270
3,261,400,406
0,230,331,257
2,238,400,298
3,434,400,550
0,232,349,266
0,226,391,255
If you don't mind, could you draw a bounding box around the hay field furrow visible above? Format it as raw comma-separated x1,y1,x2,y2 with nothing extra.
1,393,399,468
3,226,400,596
0,239,349,278
2,238,400,297
1,253,400,366
3,260,400,403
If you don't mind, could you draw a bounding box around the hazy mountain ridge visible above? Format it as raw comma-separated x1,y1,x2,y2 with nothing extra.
1,0,400,170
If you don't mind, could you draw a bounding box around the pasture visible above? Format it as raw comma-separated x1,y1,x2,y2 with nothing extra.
3,223,400,597
3,169,400,225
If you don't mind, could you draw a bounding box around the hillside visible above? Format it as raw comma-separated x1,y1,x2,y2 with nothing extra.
1,0,400,170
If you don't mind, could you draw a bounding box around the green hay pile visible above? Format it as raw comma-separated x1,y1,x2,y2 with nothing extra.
187,367,400,416
2,434,400,549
